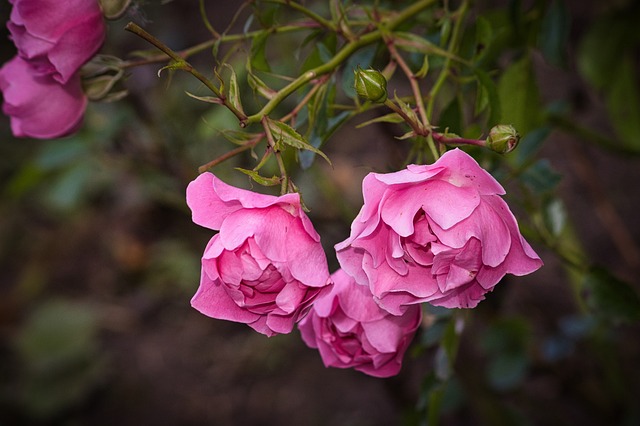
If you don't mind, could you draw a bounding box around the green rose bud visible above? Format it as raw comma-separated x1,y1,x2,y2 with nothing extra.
353,66,387,103
486,124,520,154
99,0,132,20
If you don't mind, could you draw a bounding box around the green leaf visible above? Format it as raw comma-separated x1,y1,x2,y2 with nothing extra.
218,129,262,146
185,90,222,105
543,197,567,237
223,64,244,114
250,31,271,72
45,162,95,211
482,317,531,391
246,58,277,99
15,299,105,418
520,158,562,194
583,267,640,324
415,54,430,79
355,112,404,129
511,126,550,166
300,111,350,169
439,97,463,135
497,55,541,136
474,16,493,62
487,353,529,391
393,32,461,61
607,56,640,150
301,34,337,73
473,68,501,127
576,19,625,90
266,119,332,165
235,168,281,186
538,0,570,67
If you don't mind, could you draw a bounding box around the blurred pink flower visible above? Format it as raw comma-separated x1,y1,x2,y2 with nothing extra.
299,269,421,378
1,0,105,139
0,56,87,138
8,0,105,84
336,148,543,314
187,173,332,337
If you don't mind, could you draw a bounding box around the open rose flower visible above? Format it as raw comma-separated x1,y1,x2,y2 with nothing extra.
7,0,106,84
187,173,332,337
0,56,87,138
336,148,543,314
299,269,421,378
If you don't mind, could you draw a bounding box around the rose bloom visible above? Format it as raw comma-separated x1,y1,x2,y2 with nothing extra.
336,148,543,314
0,56,87,138
187,173,332,337
299,269,421,378
7,0,105,84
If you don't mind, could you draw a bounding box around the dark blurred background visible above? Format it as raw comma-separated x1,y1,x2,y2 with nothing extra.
1,1,639,425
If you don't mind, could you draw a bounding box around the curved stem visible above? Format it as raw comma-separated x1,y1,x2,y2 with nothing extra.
198,137,262,173
121,24,318,69
125,22,248,124
245,0,438,124
426,0,469,120
385,36,441,160
265,0,336,31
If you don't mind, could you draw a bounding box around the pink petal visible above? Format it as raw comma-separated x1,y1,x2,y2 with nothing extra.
332,269,387,322
420,180,481,230
375,164,444,185
433,148,506,195
428,198,512,267
10,0,105,83
0,56,86,138
186,173,243,230
335,245,369,286
191,270,261,326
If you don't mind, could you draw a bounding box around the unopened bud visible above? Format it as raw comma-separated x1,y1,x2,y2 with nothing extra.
99,0,132,20
486,124,520,154
353,66,387,103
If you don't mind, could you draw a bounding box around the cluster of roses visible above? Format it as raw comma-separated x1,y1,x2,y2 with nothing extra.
187,149,543,378
0,0,105,138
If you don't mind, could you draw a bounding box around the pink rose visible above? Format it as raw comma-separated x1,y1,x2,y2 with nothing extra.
187,173,332,337
336,148,543,314
7,0,106,84
298,269,421,378
0,56,87,138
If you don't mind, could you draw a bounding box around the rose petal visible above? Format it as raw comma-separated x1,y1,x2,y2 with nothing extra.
10,0,105,83
433,148,506,195
0,56,86,138
420,180,481,230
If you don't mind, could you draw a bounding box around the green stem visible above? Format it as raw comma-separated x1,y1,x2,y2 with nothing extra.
426,0,469,120
245,0,437,124
265,0,336,31
432,132,485,147
383,98,423,136
198,137,261,173
125,22,249,125
121,24,317,69
385,36,440,160
199,0,220,38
